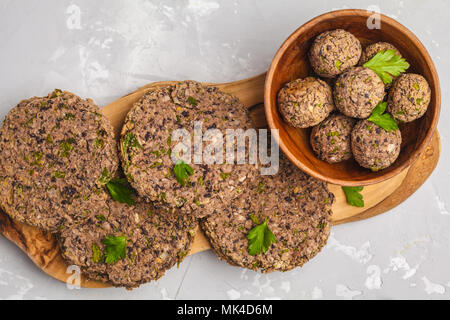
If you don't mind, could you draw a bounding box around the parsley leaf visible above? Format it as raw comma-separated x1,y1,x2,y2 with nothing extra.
187,96,198,106
257,181,264,194
50,89,63,99
53,171,66,179
59,138,76,158
363,49,410,84
98,168,112,185
342,186,364,207
121,132,142,171
220,172,231,180
173,160,194,186
247,219,277,256
91,243,104,263
106,177,135,205
102,236,127,264
122,132,142,153
367,102,399,132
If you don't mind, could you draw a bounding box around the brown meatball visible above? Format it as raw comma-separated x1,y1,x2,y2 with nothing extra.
277,77,334,128
351,120,402,171
387,73,431,123
310,114,356,163
334,67,385,118
309,29,362,78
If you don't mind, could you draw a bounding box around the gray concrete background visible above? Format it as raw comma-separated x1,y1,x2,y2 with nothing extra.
0,0,449,300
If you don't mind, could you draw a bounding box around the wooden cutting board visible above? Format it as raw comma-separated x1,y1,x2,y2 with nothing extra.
0,73,441,288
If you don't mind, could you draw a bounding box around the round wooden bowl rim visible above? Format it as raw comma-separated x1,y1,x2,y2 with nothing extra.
264,9,441,186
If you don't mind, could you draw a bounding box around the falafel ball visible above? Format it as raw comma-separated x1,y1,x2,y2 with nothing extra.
334,67,385,118
387,73,431,123
359,42,401,89
277,77,334,128
309,29,362,78
351,120,402,171
360,42,400,65
310,114,356,163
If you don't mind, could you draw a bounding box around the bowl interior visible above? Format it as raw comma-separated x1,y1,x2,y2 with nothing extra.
265,10,440,186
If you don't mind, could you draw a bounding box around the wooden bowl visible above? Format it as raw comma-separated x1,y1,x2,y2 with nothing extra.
264,9,441,186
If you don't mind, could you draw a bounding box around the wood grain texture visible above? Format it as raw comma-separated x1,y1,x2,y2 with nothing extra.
0,73,440,288
265,9,441,187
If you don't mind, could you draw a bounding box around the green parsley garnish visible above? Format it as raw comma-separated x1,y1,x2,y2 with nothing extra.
94,138,104,149
249,214,260,225
31,152,44,166
24,115,36,127
122,132,142,154
91,243,104,263
106,177,135,205
326,131,340,137
342,186,364,207
173,160,194,186
50,89,63,98
98,168,112,185
187,96,198,106
150,161,163,168
367,102,399,132
317,222,327,229
257,181,264,194
59,138,76,157
64,113,75,120
247,218,277,256
220,172,231,180
102,236,127,264
121,132,142,170
53,171,66,179
152,150,161,157
95,214,106,221
363,49,410,84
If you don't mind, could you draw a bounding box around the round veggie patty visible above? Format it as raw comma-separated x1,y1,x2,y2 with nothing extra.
0,90,119,232
120,81,256,218
201,156,334,272
59,193,197,289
